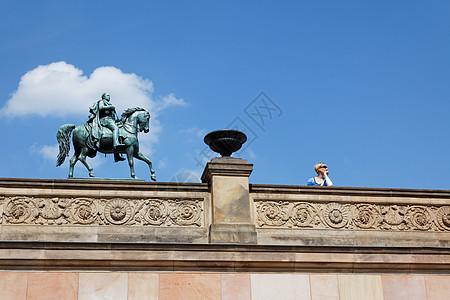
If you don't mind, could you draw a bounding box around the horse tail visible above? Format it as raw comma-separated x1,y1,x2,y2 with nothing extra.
56,124,76,167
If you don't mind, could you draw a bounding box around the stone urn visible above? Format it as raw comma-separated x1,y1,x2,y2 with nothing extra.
204,129,247,157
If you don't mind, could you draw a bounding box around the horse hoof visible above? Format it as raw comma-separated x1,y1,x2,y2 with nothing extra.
89,173,95,177
151,175,156,181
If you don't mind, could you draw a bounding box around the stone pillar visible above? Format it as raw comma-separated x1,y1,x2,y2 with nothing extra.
201,157,257,244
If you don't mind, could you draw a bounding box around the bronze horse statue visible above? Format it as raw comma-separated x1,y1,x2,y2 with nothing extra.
56,107,156,181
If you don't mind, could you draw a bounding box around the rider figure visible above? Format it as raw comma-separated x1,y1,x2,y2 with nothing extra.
88,93,125,162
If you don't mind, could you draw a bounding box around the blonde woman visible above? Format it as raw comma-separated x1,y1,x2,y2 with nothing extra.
307,163,333,186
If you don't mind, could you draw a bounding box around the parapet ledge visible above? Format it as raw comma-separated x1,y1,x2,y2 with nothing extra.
0,177,209,193
250,183,450,198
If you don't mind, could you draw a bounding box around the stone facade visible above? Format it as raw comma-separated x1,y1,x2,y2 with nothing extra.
0,158,449,299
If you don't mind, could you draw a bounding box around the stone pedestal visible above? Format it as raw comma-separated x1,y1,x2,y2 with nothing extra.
201,157,256,244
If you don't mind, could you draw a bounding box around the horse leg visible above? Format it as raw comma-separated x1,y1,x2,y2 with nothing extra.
125,146,136,179
134,151,156,181
79,147,95,177
68,153,78,178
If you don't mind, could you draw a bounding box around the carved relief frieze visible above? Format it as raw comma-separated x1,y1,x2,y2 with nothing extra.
436,206,450,231
323,203,350,229
254,200,450,232
408,206,432,231
34,197,70,225
256,201,290,227
137,199,168,226
170,200,202,226
102,199,133,225
0,196,203,227
290,203,321,227
69,198,98,225
0,197,4,224
4,197,35,224
352,204,381,229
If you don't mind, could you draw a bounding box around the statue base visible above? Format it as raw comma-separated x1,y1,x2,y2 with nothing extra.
67,177,145,182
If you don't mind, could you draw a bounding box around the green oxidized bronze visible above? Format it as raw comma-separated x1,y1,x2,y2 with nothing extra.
56,93,156,181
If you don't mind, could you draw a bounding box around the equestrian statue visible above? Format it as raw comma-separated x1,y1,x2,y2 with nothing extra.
56,93,156,181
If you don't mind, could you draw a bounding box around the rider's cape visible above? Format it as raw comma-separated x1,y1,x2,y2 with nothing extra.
86,100,104,150
86,99,122,150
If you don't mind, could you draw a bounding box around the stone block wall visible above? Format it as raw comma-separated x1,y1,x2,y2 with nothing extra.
0,272,448,300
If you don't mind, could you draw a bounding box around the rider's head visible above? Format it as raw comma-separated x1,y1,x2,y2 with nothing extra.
101,93,110,101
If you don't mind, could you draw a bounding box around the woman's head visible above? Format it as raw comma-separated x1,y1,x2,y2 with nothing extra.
314,162,328,174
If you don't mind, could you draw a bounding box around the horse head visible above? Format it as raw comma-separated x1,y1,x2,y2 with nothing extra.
120,108,150,134
137,110,150,133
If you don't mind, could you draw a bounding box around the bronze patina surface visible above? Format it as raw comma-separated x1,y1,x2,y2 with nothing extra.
56,94,156,181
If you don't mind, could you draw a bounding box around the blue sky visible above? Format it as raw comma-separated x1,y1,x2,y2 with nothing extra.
0,1,449,190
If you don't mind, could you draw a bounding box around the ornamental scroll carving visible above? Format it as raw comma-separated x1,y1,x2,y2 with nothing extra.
254,200,450,232
1,197,203,227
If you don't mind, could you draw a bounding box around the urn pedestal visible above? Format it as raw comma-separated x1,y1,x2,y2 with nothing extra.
201,157,256,244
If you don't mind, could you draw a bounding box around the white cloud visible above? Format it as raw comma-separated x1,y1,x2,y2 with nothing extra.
0,61,185,117
154,93,187,112
30,143,59,161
